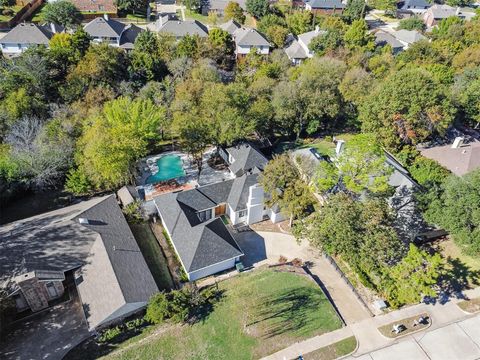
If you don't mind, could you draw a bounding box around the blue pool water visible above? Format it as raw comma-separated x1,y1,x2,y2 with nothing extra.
146,155,185,184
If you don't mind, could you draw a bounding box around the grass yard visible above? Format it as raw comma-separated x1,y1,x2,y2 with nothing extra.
104,268,342,360
129,223,174,291
304,336,357,360
275,133,357,157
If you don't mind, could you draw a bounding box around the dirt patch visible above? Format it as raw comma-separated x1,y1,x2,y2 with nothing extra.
457,297,480,313
207,154,228,171
250,219,291,234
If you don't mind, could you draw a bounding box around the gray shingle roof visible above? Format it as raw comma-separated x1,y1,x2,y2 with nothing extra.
298,28,327,48
284,37,308,59
393,29,426,44
399,0,430,9
154,190,243,272
158,20,209,37
227,172,260,211
226,143,268,176
219,19,241,35
375,31,404,49
0,195,158,329
429,4,457,18
234,28,270,46
305,0,345,9
84,17,126,38
0,23,59,45
119,24,144,49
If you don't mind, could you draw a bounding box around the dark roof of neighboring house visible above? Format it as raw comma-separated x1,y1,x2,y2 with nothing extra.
158,20,209,37
154,188,243,272
119,24,144,49
226,143,269,176
234,28,270,47
84,17,126,38
420,142,480,176
0,23,61,45
72,0,117,13
305,0,346,9
399,0,430,9
0,195,158,329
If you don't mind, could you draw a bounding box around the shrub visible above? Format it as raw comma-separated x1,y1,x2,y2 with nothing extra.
98,326,122,343
123,200,144,223
145,292,171,324
278,255,287,264
2,9,14,16
291,258,303,267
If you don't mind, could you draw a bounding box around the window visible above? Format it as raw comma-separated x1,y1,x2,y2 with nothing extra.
14,294,28,311
46,282,59,299
197,209,212,222
238,210,247,218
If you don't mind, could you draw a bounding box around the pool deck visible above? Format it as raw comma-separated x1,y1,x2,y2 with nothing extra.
136,147,234,200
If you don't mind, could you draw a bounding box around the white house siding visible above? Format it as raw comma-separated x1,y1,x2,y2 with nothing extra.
246,184,264,225
187,257,239,281
237,45,269,55
268,209,285,224
228,204,240,225
1,43,30,55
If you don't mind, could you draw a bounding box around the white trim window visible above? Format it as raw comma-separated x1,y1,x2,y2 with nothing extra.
197,209,212,222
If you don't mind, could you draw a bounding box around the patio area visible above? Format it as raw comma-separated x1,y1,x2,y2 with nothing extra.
137,147,234,200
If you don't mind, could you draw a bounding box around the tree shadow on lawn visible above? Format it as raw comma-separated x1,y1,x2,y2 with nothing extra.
440,257,480,294
247,287,332,339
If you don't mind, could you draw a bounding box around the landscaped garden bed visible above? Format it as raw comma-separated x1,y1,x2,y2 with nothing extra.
457,297,480,313
378,313,431,338
104,268,343,359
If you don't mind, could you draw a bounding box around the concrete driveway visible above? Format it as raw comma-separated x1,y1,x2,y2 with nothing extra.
235,230,371,324
0,295,90,360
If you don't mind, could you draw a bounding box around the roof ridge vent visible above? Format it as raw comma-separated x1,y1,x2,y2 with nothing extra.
78,218,90,224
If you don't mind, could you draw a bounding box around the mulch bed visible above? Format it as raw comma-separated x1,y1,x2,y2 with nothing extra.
378,313,431,338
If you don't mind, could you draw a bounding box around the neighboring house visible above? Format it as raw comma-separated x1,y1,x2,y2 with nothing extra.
83,15,143,49
154,143,284,281
304,0,345,14
0,195,158,331
0,22,63,57
70,0,117,15
420,137,480,176
284,35,308,64
374,29,426,52
157,19,209,39
296,26,327,58
422,4,475,26
392,29,426,48
398,0,430,13
201,0,246,15
221,20,270,56
374,30,404,54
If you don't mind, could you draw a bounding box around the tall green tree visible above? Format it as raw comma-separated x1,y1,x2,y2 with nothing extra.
42,0,82,28
286,11,313,35
343,19,374,50
359,67,456,149
385,244,444,307
224,1,246,24
425,169,480,256
246,0,269,18
117,0,148,13
342,0,366,23
315,134,392,195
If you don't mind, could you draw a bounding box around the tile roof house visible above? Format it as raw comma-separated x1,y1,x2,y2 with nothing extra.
304,0,346,14
154,143,284,281
0,195,158,331
71,0,117,14
420,138,480,176
398,0,431,13
157,19,209,39
83,15,143,49
0,22,63,57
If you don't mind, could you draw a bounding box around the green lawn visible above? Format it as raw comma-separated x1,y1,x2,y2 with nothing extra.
104,268,342,359
0,5,23,22
182,9,216,24
129,223,174,291
275,133,357,157
304,336,357,360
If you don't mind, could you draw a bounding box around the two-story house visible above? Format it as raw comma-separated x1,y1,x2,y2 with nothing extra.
0,22,63,57
154,143,284,281
220,19,270,57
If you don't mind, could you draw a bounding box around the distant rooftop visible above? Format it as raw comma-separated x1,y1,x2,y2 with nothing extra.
421,141,480,176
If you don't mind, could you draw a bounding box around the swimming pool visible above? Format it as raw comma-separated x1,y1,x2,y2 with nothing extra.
146,155,185,184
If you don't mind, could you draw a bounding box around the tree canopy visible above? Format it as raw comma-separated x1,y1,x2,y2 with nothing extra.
42,0,82,29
